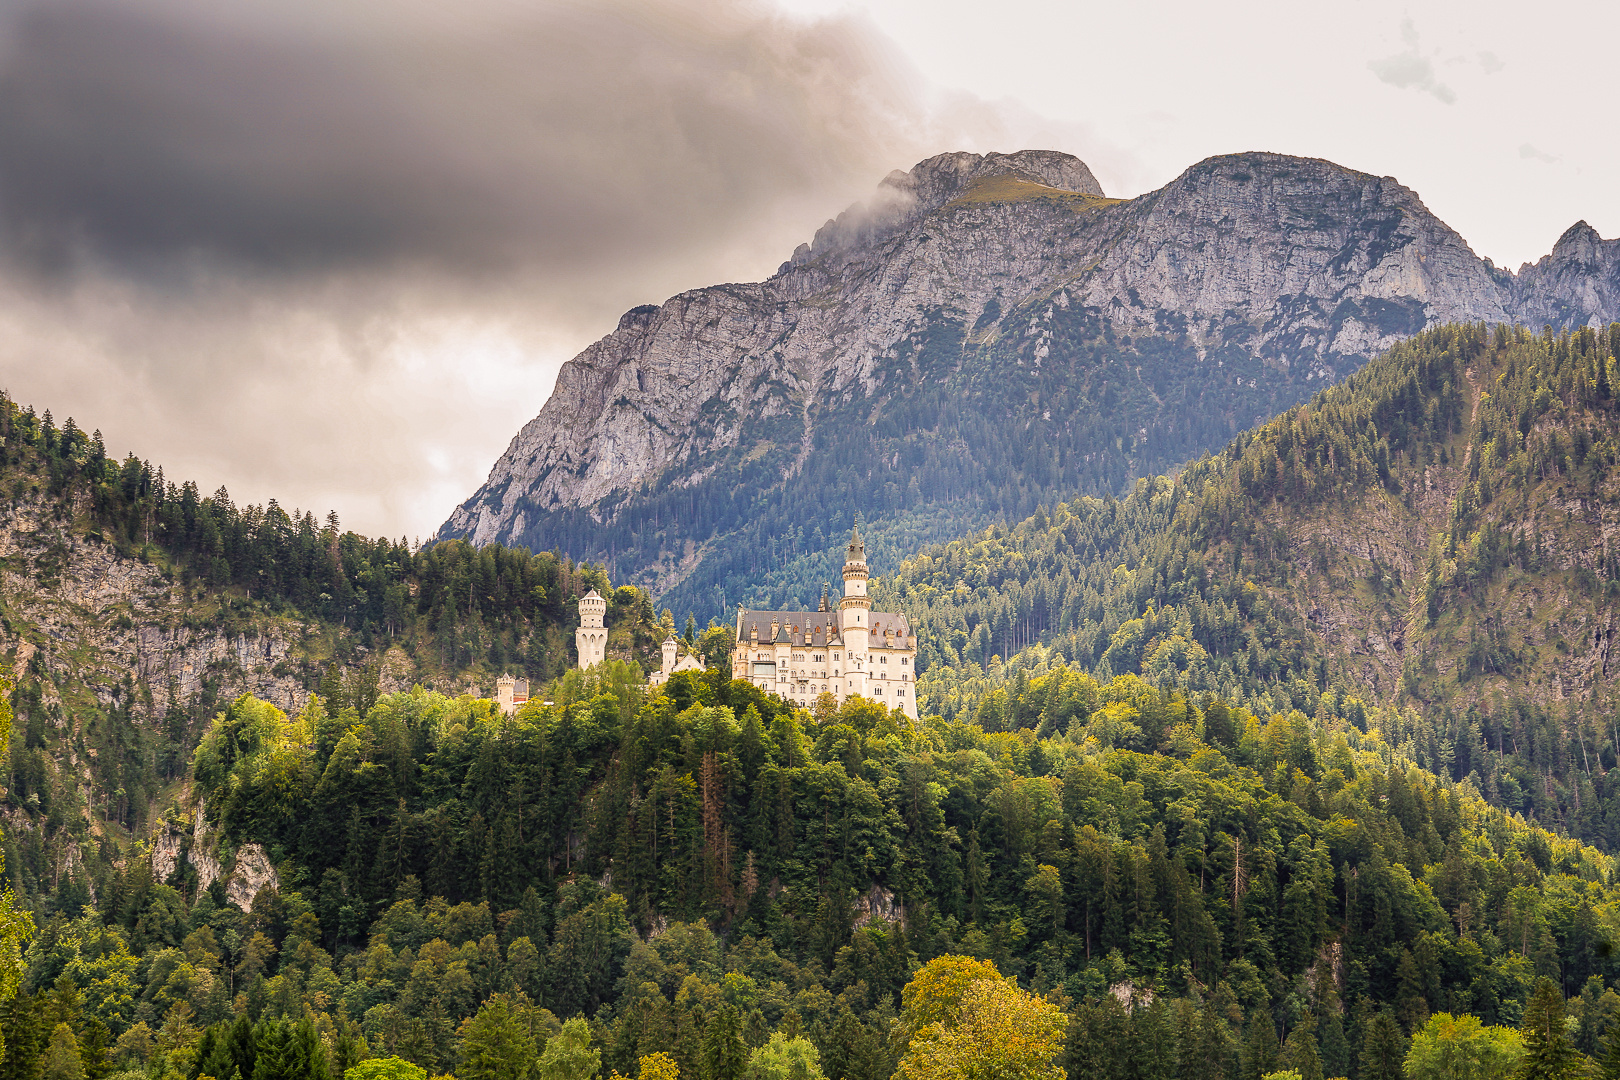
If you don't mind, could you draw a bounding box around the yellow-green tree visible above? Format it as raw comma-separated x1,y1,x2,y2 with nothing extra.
1404,1013,1522,1080
743,1036,824,1080
896,955,1003,1043
345,1059,429,1080
896,976,1066,1080
638,1054,680,1080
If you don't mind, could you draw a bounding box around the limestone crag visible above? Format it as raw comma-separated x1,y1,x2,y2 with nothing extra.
1511,221,1620,330
150,802,281,911
440,149,1620,605
0,501,308,721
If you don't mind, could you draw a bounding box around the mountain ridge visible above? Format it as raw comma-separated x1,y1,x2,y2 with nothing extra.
438,149,1620,618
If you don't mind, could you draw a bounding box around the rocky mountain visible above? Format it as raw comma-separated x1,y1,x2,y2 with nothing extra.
439,149,1620,620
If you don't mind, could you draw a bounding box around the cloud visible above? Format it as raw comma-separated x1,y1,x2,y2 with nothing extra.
0,0,1118,540
1368,19,1456,104
1519,143,1558,164
1478,51,1505,75
0,0,930,276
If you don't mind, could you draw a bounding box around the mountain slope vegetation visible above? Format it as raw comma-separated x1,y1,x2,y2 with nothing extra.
10,660,1620,1080
883,322,1620,843
0,392,666,851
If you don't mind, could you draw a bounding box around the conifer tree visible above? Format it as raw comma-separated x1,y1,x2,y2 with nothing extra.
701,1006,747,1080
1360,1012,1408,1080
1519,979,1578,1080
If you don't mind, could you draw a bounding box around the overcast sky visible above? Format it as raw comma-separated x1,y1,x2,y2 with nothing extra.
0,0,1613,543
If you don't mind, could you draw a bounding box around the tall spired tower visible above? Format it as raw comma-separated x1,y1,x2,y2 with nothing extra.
840,519,871,699
730,515,918,719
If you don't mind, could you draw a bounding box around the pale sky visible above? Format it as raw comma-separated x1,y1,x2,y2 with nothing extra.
772,0,1618,271
0,0,1612,543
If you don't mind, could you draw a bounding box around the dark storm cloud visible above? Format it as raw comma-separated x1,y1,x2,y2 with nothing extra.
0,0,1106,543
0,0,924,273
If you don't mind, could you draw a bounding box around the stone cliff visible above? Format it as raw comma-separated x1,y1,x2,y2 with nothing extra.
439,150,1620,616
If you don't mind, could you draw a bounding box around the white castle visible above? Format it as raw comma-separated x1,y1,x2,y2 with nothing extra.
731,521,918,719
566,522,918,718
495,674,530,716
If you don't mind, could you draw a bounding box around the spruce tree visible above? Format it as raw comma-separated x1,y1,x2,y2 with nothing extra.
1519,979,1579,1080
1282,1013,1324,1080
701,1005,747,1080
1599,1023,1620,1080
1358,1011,1407,1080
1244,1012,1280,1080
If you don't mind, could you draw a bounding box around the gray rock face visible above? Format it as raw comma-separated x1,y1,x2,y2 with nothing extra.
1511,221,1620,329
440,149,1620,602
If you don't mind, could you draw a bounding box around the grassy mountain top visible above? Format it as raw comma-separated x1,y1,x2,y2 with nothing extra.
944,176,1124,210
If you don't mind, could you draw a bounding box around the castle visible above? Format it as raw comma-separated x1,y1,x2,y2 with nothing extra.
649,636,705,686
560,522,918,718
495,674,530,716
731,521,918,720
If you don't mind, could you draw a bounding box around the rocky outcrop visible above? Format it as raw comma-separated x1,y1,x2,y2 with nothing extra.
150,800,280,910
439,149,1620,606
225,844,279,911
0,501,309,721
1511,221,1620,330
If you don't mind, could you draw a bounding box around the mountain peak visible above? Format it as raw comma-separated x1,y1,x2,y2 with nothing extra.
887,149,1104,203
1551,219,1604,261
788,149,1102,268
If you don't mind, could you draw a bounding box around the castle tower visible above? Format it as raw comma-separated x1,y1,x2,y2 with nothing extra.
840,519,870,699
496,674,515,714
576,589,608,669
661,634,678,676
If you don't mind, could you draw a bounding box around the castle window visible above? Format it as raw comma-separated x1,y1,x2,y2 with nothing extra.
901,656,909,665
898,688,905,696
880,656,887,664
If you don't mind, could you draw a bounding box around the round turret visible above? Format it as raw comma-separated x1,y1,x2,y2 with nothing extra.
576,589,609,668
578,588,608,629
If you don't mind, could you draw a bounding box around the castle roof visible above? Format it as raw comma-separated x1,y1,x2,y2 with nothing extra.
734,608,915,649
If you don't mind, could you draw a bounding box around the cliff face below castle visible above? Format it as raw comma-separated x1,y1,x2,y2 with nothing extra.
439,150,1620,619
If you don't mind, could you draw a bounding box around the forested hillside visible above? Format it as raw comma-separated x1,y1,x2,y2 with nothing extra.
0,391,667,847
9,665,1620,1080
5,324,1620,1080
882,322,1620,844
